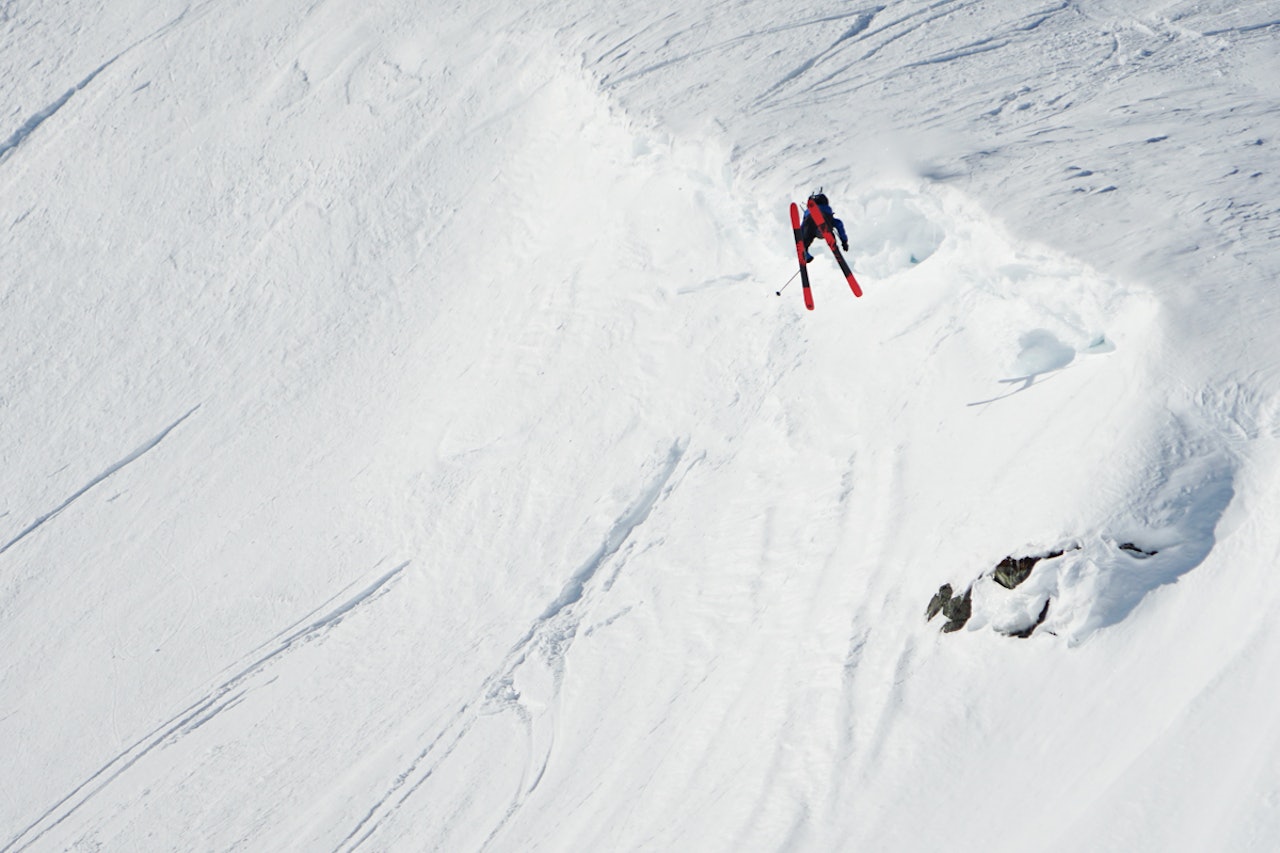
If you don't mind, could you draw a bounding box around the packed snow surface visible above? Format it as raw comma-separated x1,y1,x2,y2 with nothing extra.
3,1,1279,850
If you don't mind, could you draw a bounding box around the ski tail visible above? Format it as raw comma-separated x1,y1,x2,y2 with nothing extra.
790,202,814,310
806,198,862,298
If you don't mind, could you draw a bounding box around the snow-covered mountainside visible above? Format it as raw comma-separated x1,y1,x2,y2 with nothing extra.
3,1,1279,850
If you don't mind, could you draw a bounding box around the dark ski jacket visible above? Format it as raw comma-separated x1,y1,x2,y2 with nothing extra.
802,203,848,243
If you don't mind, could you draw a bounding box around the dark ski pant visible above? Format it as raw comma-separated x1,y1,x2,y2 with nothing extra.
800,218,819,253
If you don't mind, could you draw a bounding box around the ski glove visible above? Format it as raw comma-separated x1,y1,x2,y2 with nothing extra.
841,240,849,251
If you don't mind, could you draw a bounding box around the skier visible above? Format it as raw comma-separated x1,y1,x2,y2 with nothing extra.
800,191,848,262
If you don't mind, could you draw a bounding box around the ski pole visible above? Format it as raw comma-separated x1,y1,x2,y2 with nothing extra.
775,268,801,296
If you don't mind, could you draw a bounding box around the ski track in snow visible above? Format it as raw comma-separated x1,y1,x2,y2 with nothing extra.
0,3,207,168
336,442,688,852
600,7,884,91
0,406,200,558
1,561,409,853
0,59,117,164
804,1,1072,105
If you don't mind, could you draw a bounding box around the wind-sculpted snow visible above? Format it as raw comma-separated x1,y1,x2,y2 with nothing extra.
2,0,1280,851
967,433,1239,642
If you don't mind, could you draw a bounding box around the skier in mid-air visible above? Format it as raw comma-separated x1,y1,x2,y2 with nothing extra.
786,188,861,307
799,191,848,262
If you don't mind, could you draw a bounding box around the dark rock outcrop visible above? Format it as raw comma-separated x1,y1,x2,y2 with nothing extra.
993,548,1070,589
926,542,1163,639
1119,542,1158,558
925,584,951,621
926,583,973,633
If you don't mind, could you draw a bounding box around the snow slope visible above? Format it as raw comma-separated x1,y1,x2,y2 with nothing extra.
2,0,1279,850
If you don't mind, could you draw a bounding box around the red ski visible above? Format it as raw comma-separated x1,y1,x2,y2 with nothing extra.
807,198,862,298
789,202,814,310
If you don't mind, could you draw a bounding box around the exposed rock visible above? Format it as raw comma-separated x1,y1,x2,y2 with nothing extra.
994,556,1039,589
928,544,1089,637
926,583,953,621
994,550,1062,589
1119,542,1158,558
941,586,972,633
992,545,1080,589
926,583,972,632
